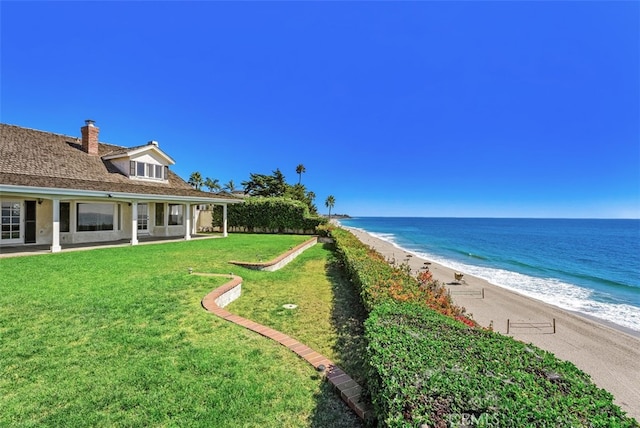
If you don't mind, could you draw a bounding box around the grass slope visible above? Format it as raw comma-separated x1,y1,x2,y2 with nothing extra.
228,243,368,385
0,235,365,428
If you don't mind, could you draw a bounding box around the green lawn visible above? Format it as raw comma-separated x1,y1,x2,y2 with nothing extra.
228,243,368,385
0,235,366,427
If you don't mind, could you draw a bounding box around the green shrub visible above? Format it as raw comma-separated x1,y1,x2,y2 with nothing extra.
366,302,637,427
212,197,327,234
331,227,463,318
315,223,333,237
331,227,637,427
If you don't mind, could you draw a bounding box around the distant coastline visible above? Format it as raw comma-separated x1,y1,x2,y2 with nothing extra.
322,213,351,219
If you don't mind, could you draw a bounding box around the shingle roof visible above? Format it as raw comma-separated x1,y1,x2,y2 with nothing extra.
0,123,237,201
101,144,149,157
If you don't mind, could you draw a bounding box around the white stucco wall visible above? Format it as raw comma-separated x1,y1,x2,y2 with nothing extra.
35,199,53,244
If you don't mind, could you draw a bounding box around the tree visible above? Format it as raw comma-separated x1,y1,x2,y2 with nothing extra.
204,177,221,193
242,169,287,197
295,164,306,185
325,195,335,220
285,184,318,215
272,169,287,194
307,191,316,202
306,191,317,215
188,171,204,190
240,167,320,215
223,179,237,193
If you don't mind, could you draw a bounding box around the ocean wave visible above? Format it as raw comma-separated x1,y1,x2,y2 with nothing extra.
411,250,640,332
341,226,405,254
342,222,640,331
369,232,399,245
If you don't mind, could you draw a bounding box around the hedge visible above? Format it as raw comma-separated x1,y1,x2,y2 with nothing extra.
366,302,636,427
329,227,637,427
212,197,327,234
330,227,467,320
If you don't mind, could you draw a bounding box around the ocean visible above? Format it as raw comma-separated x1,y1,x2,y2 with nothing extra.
339,217,640,332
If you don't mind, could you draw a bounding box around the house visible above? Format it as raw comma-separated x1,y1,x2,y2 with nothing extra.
0,120,241,252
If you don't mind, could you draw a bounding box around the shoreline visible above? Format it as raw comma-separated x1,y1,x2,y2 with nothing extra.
341,225,640,420
344,224,640,338
567,308,640,339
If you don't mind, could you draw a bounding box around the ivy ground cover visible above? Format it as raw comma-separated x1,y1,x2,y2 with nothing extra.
366,303,636,427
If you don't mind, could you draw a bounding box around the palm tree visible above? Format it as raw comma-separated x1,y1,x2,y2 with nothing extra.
295,164,306,185
325,195,335,220
307,191,316,202
306,191,317,215
224,179,237,193
188,171,204,190
204,177,221,193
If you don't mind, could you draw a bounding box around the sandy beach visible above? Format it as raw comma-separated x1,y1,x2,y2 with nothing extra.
344,226,640,420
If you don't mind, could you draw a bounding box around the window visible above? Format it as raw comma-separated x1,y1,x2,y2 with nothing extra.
77,203,114,231
60,202,70,232
168,204,183,225
129,160,166,180
1,201,20,240
155,203,165,226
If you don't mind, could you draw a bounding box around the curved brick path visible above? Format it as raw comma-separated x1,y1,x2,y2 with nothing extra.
198,272,373,421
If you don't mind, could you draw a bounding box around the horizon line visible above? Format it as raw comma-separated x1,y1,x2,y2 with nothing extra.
337,215,640,221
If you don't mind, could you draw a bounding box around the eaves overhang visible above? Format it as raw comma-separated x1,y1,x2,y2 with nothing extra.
102,145,176,165
0,184,243,204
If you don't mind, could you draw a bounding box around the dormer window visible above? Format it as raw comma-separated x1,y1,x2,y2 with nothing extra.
103,141,175,183
129,161,168,180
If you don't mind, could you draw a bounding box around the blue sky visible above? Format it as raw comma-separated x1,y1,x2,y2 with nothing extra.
2,1,638,218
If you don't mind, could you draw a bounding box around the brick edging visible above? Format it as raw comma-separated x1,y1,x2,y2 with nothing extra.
197,271,373,421
228,236,318,271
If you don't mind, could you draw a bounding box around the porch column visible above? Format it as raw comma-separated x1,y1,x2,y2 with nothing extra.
223,204,228,237
192,205,198,235
184,203,192,240
131,202,138,245
164,203,168,236
51,199,62,253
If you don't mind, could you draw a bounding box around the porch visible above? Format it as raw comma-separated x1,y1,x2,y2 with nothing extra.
0,233,223,258
1,195,234,254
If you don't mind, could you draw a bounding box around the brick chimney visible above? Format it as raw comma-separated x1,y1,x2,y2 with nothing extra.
80,119,99,155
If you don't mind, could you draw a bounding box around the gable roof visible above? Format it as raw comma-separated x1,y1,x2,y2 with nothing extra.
101,142,176,164
0,123,238,202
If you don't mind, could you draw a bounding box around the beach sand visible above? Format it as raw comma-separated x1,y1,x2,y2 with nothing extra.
344,226,640,420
